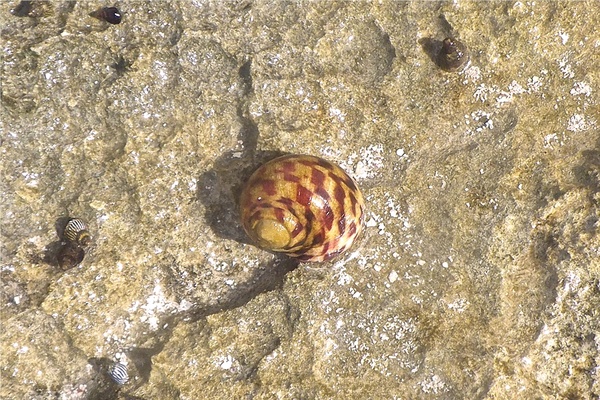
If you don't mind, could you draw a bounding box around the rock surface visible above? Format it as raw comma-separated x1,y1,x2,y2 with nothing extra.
1,1,598,399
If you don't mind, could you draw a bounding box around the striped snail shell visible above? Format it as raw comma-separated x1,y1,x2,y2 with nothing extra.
63,218,92,247
239,155,365,262
107,362,129,385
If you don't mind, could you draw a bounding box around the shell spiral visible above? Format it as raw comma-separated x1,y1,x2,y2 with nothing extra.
63,218,91,247
239,154,365,262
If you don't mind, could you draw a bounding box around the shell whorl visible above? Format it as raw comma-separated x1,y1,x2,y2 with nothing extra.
107,362,129,385
239,155,364,262
64,218,91,247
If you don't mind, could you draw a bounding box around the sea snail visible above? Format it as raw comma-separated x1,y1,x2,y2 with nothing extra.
437,37,470,72
57,240,85,270
90,6,122,25
107,362,129,385
239,154,365,262
63,218,92,247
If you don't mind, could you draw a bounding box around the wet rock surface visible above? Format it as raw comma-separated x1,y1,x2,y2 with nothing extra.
1,1,598,399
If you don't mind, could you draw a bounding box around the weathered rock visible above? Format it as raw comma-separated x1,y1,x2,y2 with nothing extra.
1,1,598,399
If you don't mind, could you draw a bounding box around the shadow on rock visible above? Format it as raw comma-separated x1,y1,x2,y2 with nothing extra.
194,147,300,319
196,149,287,245
188,255,300,322
192,57,301,321
419,37,446,67
42,216,75,268
572,137,600,195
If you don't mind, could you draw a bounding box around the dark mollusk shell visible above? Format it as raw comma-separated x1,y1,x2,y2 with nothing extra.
57,241,85,270
437,37,470,72
90,6,122,24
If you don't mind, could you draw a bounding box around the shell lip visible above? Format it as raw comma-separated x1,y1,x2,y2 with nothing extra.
250,218,291,251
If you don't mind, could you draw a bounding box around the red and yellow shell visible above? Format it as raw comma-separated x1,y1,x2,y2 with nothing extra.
239,154,365,262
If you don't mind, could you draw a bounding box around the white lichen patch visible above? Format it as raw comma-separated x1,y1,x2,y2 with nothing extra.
316,310,421,378
207,256,233,272
527,75,544,92
129,281,178,331
465,110,494,135
216,354,235,370
558,55,575,79
557,31,569,45
543,133,564,149
324,144,384,181
385,197,411,230
335,267,354,286
499,80,527,103
473,79,532,105
566,113,591,132
473,83,490,103
446,297,470,312
570,81,592,97
462,64,481,83
419,373,448,394
328,106,346,123
102,317,133,349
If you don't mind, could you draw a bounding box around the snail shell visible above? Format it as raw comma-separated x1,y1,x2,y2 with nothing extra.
107,362,129,385
239,155,364,262
90,6,122,24
437,37,470,72
57,241,85,270
64,218,92,247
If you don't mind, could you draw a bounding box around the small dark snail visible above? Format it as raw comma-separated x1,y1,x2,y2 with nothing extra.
437,37,470,72
90,6,122,24
63,218,92,247
57,241,85,270
239,154,365,262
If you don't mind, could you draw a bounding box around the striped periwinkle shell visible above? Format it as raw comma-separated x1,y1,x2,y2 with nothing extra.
107,362,129,385
63,218,92,246
239,154,365,262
